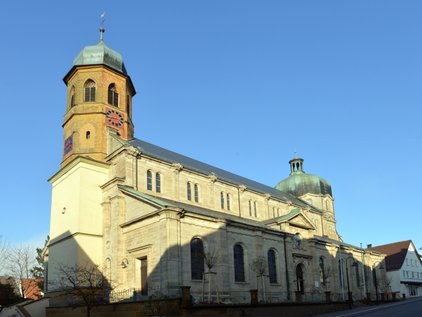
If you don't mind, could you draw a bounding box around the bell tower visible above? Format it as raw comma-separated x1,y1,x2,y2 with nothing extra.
61,27,136,168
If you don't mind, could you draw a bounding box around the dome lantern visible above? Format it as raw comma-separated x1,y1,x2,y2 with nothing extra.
275,157,332,197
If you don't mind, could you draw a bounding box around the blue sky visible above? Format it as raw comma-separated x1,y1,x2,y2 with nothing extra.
0,1,421,251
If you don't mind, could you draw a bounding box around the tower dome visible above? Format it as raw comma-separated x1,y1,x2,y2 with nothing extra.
72,27,127,75
73,40,127,74
275,157,332,197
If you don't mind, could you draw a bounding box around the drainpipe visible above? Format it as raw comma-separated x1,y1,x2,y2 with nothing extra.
283,233,290,300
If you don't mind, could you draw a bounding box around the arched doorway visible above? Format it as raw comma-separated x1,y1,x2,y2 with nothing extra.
296,264,305,294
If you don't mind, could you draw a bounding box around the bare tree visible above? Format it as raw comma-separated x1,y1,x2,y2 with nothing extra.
251,256,268,302
5,244,36,297
56,264,111,317
202,247,219,303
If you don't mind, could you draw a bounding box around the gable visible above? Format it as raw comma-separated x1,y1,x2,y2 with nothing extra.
288,213,316,230
124,194,161,222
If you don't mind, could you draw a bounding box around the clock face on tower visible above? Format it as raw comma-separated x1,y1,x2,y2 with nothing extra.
106,109,124,127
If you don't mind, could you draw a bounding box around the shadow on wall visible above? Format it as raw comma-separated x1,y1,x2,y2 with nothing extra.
107,214,386,305
46,231,111,309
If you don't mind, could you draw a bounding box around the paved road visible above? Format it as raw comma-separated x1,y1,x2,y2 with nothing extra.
315,297,422,317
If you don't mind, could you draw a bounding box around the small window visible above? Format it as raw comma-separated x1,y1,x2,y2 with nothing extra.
234,244,245,282
84,80,96,102
126,95,131,116
254,201,257,217
187,182,192,201
147,170,152,191
220,192,225,209
249,200,252,216
108,83,119,106
155,173,161,193
85,131,91,139
194,184,199,203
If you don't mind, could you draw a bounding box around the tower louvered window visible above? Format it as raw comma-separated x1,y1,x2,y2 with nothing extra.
108,83,119,106
84,80,96,102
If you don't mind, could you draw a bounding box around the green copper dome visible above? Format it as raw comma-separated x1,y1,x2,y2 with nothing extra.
275,157,332,197
73,40,127,74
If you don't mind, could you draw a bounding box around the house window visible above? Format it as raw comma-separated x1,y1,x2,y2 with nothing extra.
147,170,152,191
108,83,119,106
234,244,245,282
226,193,230,211
84,80,96,102
254,201,257,217
155,173,161,193
220,192,225,209
249,200,252,216
190,238,204,280
268,249,277,284
194,184,199,202
187,182,192,201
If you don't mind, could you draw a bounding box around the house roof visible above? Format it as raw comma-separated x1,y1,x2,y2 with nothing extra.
129,139,316,212
369,240,412,271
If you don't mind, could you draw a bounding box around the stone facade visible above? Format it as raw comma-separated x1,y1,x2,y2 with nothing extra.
46,37,386,304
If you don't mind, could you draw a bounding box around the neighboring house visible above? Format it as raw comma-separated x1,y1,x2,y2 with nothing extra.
45,29,386,304
21,279,43,300
370,240,422,297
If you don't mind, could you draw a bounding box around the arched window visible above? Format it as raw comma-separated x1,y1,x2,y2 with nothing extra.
338,259,344,288
187,182,192,200
268,249,277,284
319,257,325,284
108,83,119,106
147,170,152,191
355,262,360,287
226,193,230,210
220,192,225,209
85,131,91,139
70,86,75,107
194,184,199,202
126,94,131,116
84,80,96,102
296,264,304,294
234,244,245,282
155,173,161,193
190,238,204,280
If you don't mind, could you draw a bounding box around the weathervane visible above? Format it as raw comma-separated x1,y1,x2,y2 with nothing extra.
100,12,106,41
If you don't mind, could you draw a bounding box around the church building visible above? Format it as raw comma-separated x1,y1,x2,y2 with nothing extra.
46,30,386,303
